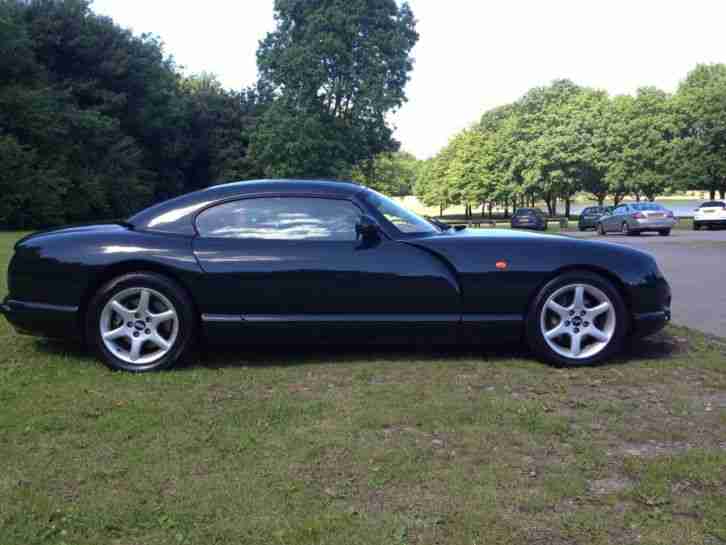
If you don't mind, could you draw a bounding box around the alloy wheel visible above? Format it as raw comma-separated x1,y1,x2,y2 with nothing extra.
99,287,179,365
540,283,616,360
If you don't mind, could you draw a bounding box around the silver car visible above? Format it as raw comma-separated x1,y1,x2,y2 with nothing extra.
597,203,677,236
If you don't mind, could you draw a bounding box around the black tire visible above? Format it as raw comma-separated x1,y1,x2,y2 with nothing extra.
621,222,631,236
658,229,671,237
526,271,629,367
597,223,607,236
85,272,196,372
693,222,701,231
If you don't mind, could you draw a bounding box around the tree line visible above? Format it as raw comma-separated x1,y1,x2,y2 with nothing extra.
0,0,417,228
414,69,726,218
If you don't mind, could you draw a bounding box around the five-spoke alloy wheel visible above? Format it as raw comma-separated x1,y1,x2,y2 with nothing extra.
87,273,195,372
527,271,628,366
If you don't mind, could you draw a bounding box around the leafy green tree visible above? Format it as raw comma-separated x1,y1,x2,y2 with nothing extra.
673,64,726,200
352,151,420,196
252,0,418,178
606,88,675,203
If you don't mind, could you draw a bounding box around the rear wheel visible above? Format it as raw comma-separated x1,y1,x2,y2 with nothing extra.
526,271,628,367
86,272,196,372
659,229,671,237
597,223,607,236
693,222,701,231
621,222,631,236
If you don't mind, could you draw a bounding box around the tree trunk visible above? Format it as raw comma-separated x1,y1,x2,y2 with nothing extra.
710,189,716,201
565,197,571,219
720,188,725,200
635,193,641,202
440,203,444,217
597,194,606,207
504,198,509,219
488,202,493,219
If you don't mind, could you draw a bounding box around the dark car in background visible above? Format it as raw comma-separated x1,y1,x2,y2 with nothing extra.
511,208,548,231
578,206,609,231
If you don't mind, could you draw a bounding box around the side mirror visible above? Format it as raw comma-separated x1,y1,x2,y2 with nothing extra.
356,216,380,241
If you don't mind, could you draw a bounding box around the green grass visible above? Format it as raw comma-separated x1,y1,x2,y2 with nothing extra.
1,230,725,545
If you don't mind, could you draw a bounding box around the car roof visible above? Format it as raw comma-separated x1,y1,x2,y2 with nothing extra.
128,179,366,235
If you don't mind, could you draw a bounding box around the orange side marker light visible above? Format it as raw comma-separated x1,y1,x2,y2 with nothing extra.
496,260,508,270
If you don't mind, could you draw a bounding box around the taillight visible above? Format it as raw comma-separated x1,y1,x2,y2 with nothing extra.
632,212,646,219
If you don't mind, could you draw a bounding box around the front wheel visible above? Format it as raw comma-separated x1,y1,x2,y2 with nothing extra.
597,223,607,236
693,222,701,231
659,229,671,237
526,272,628,367
86,272,196,372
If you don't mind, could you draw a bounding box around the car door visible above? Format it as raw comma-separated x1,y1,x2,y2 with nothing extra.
192,196,461,338
606,205,627,232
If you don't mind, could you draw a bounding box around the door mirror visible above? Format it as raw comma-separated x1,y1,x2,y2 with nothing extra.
356,216,380,241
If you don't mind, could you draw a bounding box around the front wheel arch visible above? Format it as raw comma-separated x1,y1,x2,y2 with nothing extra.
528,266,633,330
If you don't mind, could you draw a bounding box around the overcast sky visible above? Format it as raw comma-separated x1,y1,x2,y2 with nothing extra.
92,0,725,159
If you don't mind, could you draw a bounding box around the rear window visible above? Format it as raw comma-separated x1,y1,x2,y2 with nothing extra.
515,209,533,216
700,201,726,208
583,207,604,214
631,203,665,211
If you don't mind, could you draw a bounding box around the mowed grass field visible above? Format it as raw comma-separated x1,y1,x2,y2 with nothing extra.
1,230,725,545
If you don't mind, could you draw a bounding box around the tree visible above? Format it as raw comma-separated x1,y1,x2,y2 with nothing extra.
673,64,726,200
606,88,675,203
352,151,420,196
252,0,418,178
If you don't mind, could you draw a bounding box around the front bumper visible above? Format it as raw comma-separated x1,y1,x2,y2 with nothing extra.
632,279,672,338
1,297,81,340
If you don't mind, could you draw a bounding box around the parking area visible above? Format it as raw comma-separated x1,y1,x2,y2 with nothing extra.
569,229,726,338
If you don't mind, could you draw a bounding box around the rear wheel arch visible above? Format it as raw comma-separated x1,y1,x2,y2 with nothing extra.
78,261,200,337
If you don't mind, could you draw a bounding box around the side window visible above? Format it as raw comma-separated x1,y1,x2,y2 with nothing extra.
615,206,627,215
196,197,362,241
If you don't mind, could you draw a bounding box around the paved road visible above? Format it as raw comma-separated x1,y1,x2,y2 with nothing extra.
568,229,726,338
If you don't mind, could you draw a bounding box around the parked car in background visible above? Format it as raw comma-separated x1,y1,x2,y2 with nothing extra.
578,206,609,231
693,201,726,230
511,208,548,231
597,203,676,236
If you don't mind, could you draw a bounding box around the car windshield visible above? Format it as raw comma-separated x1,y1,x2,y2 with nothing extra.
583,207,604,214
700,201,725,208
364,191,439,234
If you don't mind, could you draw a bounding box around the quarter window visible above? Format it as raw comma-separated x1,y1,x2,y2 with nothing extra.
196,197,362,241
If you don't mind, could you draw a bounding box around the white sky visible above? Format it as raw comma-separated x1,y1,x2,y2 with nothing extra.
91,0,725,159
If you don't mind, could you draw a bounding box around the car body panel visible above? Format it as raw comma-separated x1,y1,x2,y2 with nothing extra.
2,180,672,349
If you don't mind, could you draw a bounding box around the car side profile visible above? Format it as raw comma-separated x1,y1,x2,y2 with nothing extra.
1,180,671,372
511,208,548,231
597,203,676,236
693,201,726,230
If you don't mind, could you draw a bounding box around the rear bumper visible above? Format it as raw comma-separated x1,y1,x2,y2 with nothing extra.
694,218,726,227
1,297,81,340
633,219,677,231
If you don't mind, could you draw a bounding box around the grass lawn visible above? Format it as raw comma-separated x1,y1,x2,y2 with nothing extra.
1,230,725,545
